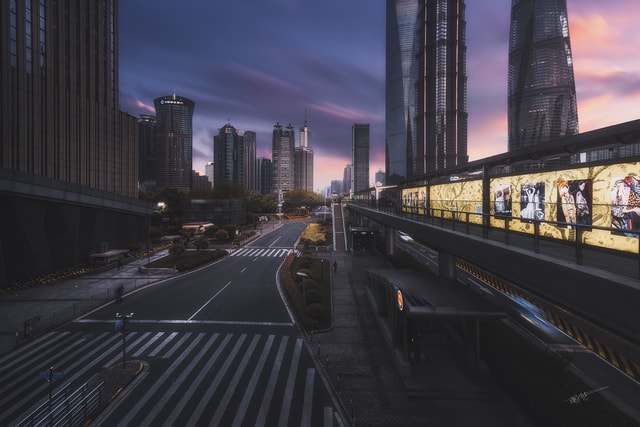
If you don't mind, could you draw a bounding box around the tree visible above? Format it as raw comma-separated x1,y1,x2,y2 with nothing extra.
212,182,248,199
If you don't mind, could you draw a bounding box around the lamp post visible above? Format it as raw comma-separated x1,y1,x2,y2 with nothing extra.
296,271,308,305
115,312,134,368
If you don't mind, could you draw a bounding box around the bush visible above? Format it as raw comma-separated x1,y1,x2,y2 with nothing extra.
301,278,318,290
215,229,229,241
305,303,327,322
304,289,323,305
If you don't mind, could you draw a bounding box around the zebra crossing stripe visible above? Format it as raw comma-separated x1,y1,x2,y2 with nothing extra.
163,332,192,359
256,336,290,427
211,334,261,425
116,333,206,427
149,331,177,357
133,332,165,357
231,335,276,427
0,331,68,370
103,332,152,368
278,338,303,426
163,334,233,427
139,334,220,427
187,334,248,425
301,368,316,427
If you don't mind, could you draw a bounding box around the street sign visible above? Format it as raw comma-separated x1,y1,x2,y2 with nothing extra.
38,370,64,380
115,319,123,332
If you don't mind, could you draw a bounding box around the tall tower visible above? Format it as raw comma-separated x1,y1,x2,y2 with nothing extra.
385,0,420,185
352,124,370,193
154,94,195,192
271,123,295,194
416,0,468,174
294,117,314,192
508,0,579,152
243,131,257,193
213,123,245,188
138,114,157,191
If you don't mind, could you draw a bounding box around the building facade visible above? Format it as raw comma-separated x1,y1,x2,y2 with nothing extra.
243,131,257,193
154,94,195,192
343,164,352,196
385,0,420,185
385,0,468,182
271,123,295,194
352,124,370,193
1,0,139,197
294,118,314,192
0,0,150,287
508,0,579,152
256,157,273,195
213,123,245,188
417,0,468,174
138,114,157,192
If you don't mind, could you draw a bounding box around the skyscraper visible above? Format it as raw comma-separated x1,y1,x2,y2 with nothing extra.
213,123,245,188
343,164,352,196
271,123,295,194
154,94,195,192
508,0,579,152
385,0,420,185
138,114,157,192
294,119,314,192
352,124,370,193
417,0,468,174
243,131,257,193
0,0,138,197
256,157,273,195
386,0,468,182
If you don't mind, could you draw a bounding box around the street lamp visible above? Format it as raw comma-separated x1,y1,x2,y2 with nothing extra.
296,271,308,305
115,312,134,368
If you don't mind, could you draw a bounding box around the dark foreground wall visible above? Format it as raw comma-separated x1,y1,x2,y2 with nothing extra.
0,170,151,288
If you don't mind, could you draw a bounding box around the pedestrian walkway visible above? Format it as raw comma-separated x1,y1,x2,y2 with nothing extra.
0,250,172,356
308,203,533,426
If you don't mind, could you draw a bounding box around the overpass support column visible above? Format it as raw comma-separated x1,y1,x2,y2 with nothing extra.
384,225,395,256
438,251,456,280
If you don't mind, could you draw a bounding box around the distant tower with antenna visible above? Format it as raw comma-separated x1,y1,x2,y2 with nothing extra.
295,111,314,192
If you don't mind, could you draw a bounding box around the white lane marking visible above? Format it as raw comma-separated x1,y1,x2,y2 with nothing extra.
188,280,232,321
278,338,303,426
255,335,289,427
301,368,315,427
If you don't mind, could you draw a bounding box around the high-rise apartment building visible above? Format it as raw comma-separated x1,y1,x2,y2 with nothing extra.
243,131,257,193
154,94,195,192
138,114,157,192
352,124,370,193
256,157,273,195
271,123,295,194
385,0,468,182
508,0,579,152
213,123,245,188
205,162,214,189
294,119,314,192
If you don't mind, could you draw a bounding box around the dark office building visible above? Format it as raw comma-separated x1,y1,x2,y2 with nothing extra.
352,124,370,193
213,123,245,188
417,0,468,174
0,0,150,288
138,114,157,192
386,0,468,181
272,123,295,194
243,131,257,194
256,157,273,195
508,0,579,153
154,94,195,192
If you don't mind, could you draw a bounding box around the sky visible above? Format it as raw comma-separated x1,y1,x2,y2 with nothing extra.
118,0,640,192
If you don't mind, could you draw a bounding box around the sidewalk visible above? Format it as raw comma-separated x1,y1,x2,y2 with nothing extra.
311,250,532,426
0,250,172,356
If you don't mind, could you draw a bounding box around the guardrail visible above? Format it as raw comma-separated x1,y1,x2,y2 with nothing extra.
16,381,105,427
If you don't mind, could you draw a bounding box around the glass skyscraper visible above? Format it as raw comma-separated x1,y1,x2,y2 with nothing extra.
271,123,295,194
213,123,245,188
154,94,195,192
385,0,419,185
386,0,468,182
508,0,579,152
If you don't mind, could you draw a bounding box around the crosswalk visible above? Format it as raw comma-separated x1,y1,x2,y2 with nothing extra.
230,247,297,258
0,328,345,426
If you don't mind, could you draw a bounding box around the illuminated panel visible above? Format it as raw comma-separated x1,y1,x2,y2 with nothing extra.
429,179,483,225
401,186,427,216
489,161,640,254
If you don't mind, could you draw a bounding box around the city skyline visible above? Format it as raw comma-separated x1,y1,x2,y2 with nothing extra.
118,0,640,191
